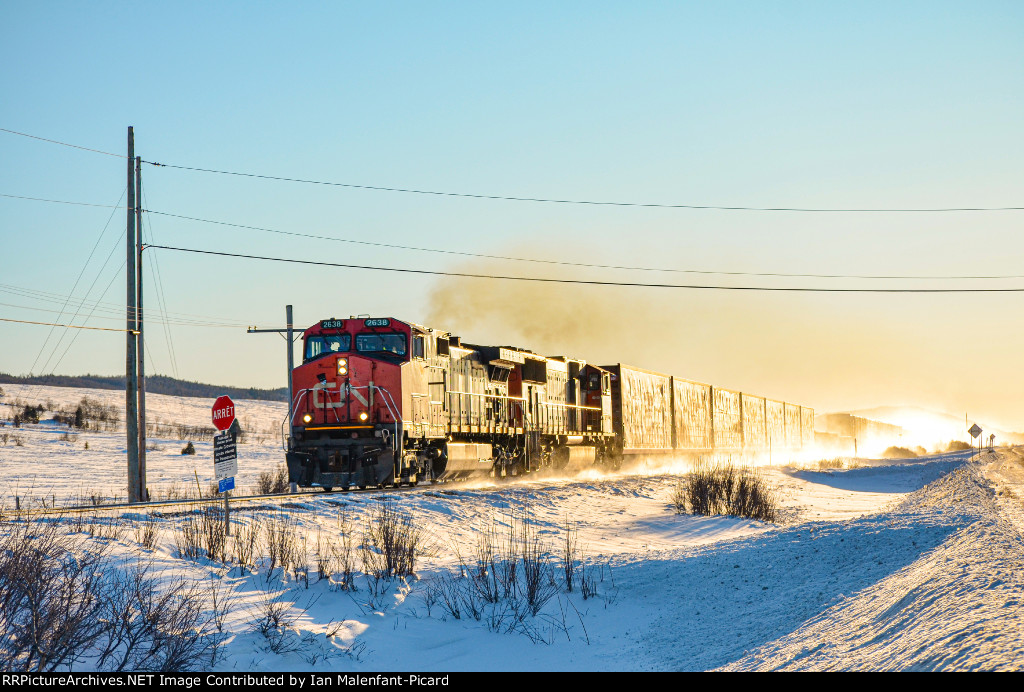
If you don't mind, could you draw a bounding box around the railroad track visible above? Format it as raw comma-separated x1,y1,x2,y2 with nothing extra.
4,483,430,519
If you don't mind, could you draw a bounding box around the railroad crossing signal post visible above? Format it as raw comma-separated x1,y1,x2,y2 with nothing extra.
247,305,300,492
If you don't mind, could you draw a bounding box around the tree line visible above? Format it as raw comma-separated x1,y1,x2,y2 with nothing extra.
0,373,287,402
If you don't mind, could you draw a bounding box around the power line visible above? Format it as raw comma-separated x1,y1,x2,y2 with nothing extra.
0,316,135,333
3,126,1020,213
0,127,124,158
146,244,1024,293
142,160,1024,213
28,188,126,376
8,190,1024,281
0,283,248,327
45,258,128,375
141,186,182,378
0,192,124,210
147,208,1024,281
0,298,246,330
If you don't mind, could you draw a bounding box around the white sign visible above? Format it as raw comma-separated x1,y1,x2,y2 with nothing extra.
213,432,238,480
215,458,238,481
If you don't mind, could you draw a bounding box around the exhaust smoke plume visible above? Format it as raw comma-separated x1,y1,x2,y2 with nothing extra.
424,256,1024,435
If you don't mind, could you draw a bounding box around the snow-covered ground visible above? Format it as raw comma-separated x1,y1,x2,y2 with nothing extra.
1,384,1022,671
0,383,288,504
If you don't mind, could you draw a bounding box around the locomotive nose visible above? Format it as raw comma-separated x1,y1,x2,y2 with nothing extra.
294,354,400,428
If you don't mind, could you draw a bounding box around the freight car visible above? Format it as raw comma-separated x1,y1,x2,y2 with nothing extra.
284,317,812,490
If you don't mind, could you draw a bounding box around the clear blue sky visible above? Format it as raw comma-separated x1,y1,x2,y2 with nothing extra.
2,2,1023,428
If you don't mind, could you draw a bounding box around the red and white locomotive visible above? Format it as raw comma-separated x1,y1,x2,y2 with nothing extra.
285,316,816,491
285,317,614,490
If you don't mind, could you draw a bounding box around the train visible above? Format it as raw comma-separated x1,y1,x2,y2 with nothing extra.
284,316,814,491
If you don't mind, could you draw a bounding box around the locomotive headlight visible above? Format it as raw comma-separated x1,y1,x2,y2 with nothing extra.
302,413,312,424
359,411,369,421
337,358,348,376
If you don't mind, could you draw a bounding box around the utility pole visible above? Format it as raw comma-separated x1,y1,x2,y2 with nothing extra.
247,305,299,490
126,127,141,503
135,155,147,500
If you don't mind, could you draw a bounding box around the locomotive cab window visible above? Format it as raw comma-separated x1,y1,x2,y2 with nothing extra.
304,335,351,362
356,332,407,358
412,335,426,360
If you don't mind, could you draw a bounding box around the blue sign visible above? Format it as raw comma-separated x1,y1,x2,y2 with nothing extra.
218,477,235,493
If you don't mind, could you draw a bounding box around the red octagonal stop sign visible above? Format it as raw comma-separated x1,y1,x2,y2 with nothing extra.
211,395,236,432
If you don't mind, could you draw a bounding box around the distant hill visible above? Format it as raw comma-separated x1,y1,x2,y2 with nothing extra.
0,373,288,402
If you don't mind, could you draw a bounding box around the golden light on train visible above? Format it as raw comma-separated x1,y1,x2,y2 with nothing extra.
359,411,369,421
302,413,313,424
337,358,348,376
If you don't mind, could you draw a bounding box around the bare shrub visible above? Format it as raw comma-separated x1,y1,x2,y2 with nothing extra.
265,515,300,580
175,515,204,560
205,576,236,652
561,519,580,593
882,446,918,459
293,533,310,589
329,509,357,591
730,473,777,522
419,576,439,617
0,521,110,671
232,515,261,573
255,465,289,495
470,523,502,604
315,530,331,581
946,440,972,452
12,435,23,447
181,442,195,455
73,397,119,432
580,562,598,600
133,515,160,550
250,587,301,654
94,565,222,671
174,424,215,443
681,464,777,522
431,569,463,620
360,500,422,580
519,513,557,616
0,520,219,671
89,517,128,542
160,483,185,501
671,479,688,514
199,507,227,562
816,457,845,470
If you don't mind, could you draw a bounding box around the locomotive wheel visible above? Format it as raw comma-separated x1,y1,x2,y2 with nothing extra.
322,486,333,492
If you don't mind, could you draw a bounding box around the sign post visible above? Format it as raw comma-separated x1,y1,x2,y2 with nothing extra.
212,396,237,536
968,423,982,461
